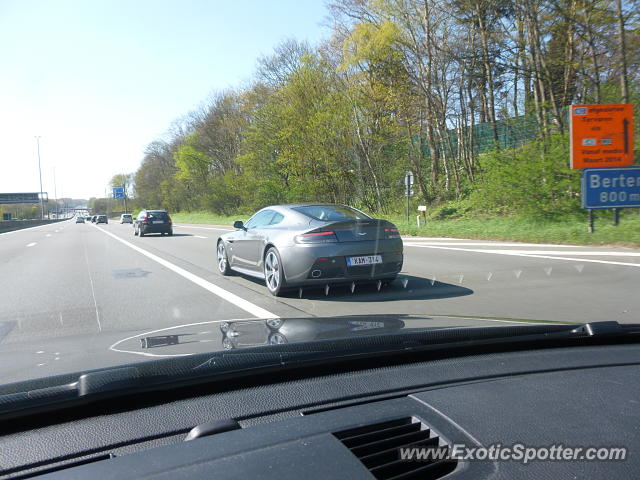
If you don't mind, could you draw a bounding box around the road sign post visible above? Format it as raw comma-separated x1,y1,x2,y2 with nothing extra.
113,187,127,215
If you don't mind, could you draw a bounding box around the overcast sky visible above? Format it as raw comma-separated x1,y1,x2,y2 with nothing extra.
0,0,329,199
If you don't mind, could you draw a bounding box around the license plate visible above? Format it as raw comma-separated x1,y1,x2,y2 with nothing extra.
152,220,164,224
347,255,382,266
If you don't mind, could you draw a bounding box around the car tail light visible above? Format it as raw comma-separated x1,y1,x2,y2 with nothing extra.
295,231,338,244
168,216,172,224
142,213,149,225
384,227,400,238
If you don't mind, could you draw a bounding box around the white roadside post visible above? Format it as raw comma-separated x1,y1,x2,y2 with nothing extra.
418,205,427,227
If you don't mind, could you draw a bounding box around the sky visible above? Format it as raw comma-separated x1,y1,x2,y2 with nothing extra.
0,0,330,199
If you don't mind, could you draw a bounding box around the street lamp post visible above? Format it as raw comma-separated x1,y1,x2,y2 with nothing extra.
35,136,45,220
53,167,58,219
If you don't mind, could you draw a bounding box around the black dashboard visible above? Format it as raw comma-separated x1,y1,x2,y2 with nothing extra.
1,342,639,479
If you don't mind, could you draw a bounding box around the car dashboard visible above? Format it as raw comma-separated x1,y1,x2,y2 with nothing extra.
1,342,638,479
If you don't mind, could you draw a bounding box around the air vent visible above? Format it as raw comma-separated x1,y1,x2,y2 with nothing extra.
334,417,457,480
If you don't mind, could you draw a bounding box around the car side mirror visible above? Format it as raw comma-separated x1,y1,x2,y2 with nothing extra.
233,220,245,230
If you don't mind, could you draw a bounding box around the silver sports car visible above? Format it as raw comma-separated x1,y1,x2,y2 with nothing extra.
216,204,404,296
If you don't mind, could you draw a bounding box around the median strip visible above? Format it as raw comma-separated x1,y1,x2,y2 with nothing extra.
90,224,278,319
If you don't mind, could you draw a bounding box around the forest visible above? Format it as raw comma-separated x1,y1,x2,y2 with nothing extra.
106,0,639,220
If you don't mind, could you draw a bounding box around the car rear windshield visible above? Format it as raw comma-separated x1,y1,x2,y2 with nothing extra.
292,205,371,221
148,211,168,220
122,214,131,218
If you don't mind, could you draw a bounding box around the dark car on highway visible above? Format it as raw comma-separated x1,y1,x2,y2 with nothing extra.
96,215,108,224
134,209,173,236
216,204,403,296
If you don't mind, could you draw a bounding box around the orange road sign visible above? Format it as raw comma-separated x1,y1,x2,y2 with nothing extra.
570,104,634,169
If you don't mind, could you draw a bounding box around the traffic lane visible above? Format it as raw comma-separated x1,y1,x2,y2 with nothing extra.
399,244,639,323
0,221,269,383
0,220,104,345
0,221,259,344
0,219,73,266
90,224,639,324
82,223,265,333
234,242,640,324
112,223,640,323
102,223,309,320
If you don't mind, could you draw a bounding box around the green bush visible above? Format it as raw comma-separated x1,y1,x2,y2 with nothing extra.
471,134,582,217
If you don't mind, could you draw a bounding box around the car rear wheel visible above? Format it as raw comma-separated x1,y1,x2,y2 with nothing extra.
264,247,286,296
217,241,232,276
168,230,173,236
139,228,144,237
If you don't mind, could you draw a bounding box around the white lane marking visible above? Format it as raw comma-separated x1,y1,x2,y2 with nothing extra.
26,242,37,247
174,224,233,231
82,232,103,332
45,234,51,237
90,224,277,318
419,249,640,257
109,318,256,357
402,237,574,247
403,243,640,268
194,235,208,239
403,242,579,247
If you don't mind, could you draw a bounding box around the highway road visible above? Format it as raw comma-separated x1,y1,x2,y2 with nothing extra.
1,218,639,384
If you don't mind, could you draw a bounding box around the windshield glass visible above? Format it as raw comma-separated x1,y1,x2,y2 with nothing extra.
0,0,638,389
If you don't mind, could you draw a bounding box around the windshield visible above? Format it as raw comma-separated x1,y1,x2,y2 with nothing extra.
0,0,638,390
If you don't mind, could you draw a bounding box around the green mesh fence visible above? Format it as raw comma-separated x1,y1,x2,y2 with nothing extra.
415,114,540,159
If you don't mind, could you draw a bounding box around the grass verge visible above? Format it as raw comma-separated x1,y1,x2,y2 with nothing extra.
171,212,241,226
382,212,640,247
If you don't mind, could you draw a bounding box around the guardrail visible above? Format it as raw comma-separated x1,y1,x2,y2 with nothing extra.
0,218,67,234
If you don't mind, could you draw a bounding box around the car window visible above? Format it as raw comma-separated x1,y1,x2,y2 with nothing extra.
245,210,275,229
148,211,168,220
292,205,370,221
269,212,284,226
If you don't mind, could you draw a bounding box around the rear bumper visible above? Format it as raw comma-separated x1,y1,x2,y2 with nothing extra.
140,224,172,234
280,238,403,287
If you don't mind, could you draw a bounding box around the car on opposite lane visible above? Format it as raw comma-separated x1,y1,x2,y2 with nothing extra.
216,204,403,296
134,209,173,236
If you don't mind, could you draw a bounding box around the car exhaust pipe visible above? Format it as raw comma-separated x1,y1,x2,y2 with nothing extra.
311,269,322,278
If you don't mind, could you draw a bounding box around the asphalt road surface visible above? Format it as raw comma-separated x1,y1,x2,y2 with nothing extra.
1,218,639,384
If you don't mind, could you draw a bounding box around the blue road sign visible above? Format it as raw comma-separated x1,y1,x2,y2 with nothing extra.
112,187,125,199
582,167,640,209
